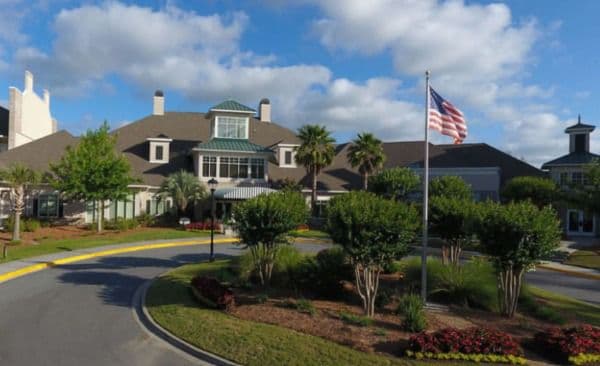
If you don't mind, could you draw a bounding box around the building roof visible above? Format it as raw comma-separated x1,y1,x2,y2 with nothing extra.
214,186,276,200
210,100,255,113
0,130,77,170
541,151,600,169
195,138,272,153
565,115,595,133
0,106,8,137
0,109,542,191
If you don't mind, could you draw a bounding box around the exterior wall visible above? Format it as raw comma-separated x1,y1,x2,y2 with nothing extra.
7,71,56,149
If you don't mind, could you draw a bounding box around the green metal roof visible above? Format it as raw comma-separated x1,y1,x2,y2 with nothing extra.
210,100,255,113
195,138,272,153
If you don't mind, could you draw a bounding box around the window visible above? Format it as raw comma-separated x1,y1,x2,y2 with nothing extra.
284,151,293,165
219,157,249,178
559,172,569,186
250,158,265,179
155,145,164,161
202,156,217,177
572,172,583,185
38,194,59,218
216,116,247,139
575,134,586,153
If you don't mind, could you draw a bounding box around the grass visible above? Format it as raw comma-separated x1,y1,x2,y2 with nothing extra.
146,259,459,366
0,228,208,263
288,229,330,239
564,249,600,270
524,286,600,326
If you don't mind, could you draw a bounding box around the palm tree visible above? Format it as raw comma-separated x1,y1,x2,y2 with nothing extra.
0,164,40,244
347,132,386,190
158,170,206,217
295,125,336,216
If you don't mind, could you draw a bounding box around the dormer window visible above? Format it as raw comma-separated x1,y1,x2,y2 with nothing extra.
215,116,248,139
147,136,172,163
278,144,298,168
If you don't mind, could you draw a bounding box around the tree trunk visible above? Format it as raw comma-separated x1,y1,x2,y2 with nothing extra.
311,169,318,217
13,212,21,242
11,185,24,242
96,200,104,232
2,244,7,259
450,245,462,266
354,263,381,317
497,266,524,317
363,172,368,191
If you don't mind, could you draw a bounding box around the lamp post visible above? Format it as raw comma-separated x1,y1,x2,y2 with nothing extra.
207,178,218,262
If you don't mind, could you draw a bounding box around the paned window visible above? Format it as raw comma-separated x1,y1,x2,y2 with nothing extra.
202,156,217,177
250,158,265,179
38,194,59,218
219,157,249,178
216,116,247,139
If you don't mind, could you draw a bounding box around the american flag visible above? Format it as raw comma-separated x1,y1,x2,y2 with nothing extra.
428,87,467,144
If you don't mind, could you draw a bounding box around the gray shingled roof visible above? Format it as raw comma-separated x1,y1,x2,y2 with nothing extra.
0,130,78,170
541,152,600,169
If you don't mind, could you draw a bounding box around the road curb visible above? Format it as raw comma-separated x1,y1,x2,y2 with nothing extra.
0,237,237,284
134,278,240,366
537,264,600,281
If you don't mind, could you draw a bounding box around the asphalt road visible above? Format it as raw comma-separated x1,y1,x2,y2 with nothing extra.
0,243,596,366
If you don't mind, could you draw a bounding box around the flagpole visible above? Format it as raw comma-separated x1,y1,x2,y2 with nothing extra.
421,70,430,303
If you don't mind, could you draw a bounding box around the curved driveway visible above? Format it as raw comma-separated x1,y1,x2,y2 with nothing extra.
0,242,597,366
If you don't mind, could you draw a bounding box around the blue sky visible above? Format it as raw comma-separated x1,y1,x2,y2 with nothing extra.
0,0,598,167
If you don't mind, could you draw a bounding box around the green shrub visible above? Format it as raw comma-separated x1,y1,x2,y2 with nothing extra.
136,213,156,227
23,218,41,232
295,246,354,299
3,216,20,233
375,287,395,309
256,293,269,304
233,246,306,289
296,298,316,316
104,218,138,231
397,294,427,332
339,311,373,327
400,257,498,311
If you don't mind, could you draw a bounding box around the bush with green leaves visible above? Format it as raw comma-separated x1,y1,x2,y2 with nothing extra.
326,191,419,317
430,196,477,265
296,246,354,299
233,191,308,286
475,201,561,317
368,167,420,201
397,294,427,332
430,176,472,201
339,311,373,327
400,257,498,311
501,176,559,207
23,218,41,232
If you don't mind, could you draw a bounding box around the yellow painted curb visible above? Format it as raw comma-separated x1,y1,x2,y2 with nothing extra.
538,264,600,281
0,238,238,284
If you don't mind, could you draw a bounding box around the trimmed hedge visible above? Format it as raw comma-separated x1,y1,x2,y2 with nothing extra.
190,276,235,311
407,327,523,363
534,325,600,365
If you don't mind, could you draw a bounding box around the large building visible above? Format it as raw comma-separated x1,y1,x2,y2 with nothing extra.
0,91,542,224
542,116,600,237
0,71,57,151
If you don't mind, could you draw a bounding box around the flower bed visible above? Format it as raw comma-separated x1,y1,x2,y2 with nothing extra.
534,325,600,365
185,221,221,231
406,327,526,364
190,276,235,311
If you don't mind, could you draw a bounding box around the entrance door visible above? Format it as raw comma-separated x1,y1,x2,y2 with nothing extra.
567,209,595,236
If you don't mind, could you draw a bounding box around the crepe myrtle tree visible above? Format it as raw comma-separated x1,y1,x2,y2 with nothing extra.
430,196,476,265
0,164,40,245
326,191,419,317
233,191,308,286
369,167,420,201
474,201,560,317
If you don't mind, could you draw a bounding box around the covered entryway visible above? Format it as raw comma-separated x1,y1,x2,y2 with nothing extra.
567,209,595,236
214,186,277,220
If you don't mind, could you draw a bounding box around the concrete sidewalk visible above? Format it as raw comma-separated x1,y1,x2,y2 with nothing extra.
0,235,237,284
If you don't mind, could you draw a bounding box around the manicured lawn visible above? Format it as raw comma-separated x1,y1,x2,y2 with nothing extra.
564,249,600,270
289,229,330,240
147,260,466,366
525,286,600,326
0,228,208,263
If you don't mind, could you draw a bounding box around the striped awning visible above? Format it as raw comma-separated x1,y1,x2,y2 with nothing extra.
214,186,277,200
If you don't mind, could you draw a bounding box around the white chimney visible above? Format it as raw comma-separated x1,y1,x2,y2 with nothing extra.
153,90,164,116
259,98,271,122
43,89,50,106
24,70,33,92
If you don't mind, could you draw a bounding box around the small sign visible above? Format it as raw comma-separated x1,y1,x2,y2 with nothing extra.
179,217,191,226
